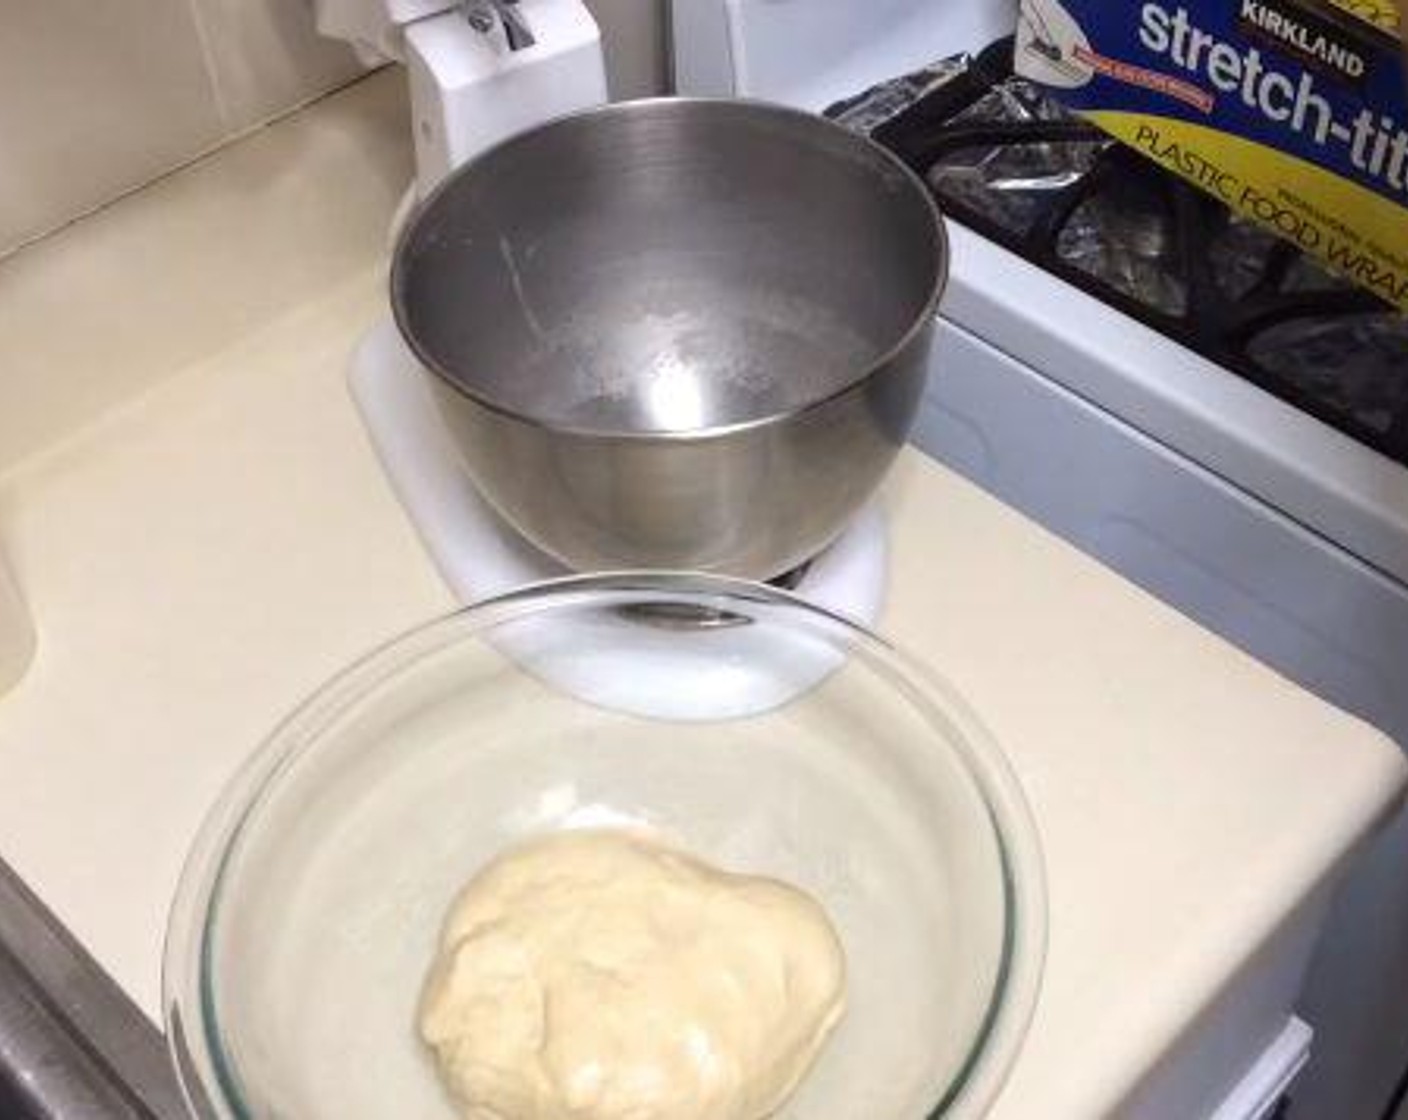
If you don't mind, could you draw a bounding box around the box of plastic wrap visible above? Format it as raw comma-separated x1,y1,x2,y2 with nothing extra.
1015,0,1407,309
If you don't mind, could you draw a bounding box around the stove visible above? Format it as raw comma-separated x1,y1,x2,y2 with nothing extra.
829,37,1408,467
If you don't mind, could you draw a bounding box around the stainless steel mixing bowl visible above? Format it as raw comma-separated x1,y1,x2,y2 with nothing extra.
392,98,947,580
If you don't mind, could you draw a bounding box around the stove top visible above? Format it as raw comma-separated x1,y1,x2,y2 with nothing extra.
829,38,1408,468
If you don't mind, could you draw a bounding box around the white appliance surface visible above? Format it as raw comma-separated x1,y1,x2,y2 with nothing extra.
671,2,1408,1118
1210,1019,1313,1120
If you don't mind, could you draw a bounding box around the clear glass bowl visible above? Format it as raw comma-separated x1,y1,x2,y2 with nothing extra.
164,574,1046,1120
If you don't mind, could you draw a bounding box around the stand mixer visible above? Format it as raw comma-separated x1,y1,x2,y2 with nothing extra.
316,0,894,609
313,0,925,716
314,0,608,199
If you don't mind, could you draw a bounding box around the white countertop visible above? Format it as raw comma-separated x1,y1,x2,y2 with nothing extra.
0,72,1403,1119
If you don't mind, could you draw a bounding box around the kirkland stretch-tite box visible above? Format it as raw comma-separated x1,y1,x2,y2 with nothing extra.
1015,0,1407,310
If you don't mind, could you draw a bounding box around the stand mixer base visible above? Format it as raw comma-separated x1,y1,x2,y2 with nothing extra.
348,317,892,719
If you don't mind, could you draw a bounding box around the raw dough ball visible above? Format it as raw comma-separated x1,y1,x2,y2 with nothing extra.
419,829,846,1120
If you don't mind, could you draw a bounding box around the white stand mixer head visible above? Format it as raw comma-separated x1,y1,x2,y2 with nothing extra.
312,0,608,195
